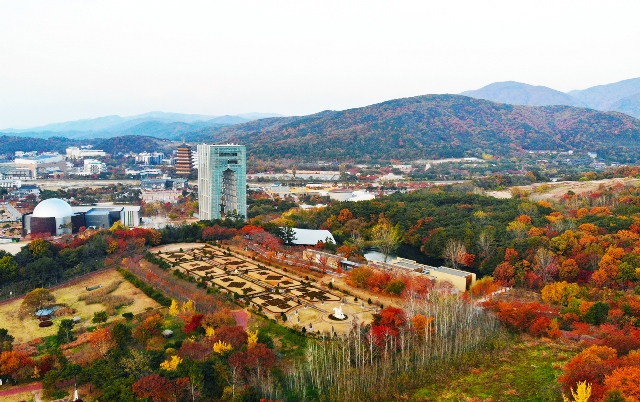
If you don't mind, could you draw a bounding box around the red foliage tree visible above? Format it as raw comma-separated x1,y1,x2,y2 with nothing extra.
504,248,520,264
178,341,212,361
374,306,407,331
595,325,640,355
37,354,57,377
183,314,205,335
228,343,276,380
214,326,248,350
489,301,555,334
560,345,619,401
132,374,190,402
493,262,515,286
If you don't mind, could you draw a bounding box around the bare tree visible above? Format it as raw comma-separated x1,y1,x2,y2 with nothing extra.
476,230,494,260
272,292,500,402
351,232,367,255
534,248,557,284
442,239,466,269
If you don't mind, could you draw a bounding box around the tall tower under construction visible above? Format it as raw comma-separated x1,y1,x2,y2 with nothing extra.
197,144,246,220
175,143,194,177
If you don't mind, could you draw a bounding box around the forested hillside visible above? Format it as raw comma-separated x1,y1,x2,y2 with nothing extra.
0,136,78,154
193,95,640,162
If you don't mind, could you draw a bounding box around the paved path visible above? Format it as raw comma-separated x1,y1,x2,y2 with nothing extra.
476,287,511,304
0,382,42,399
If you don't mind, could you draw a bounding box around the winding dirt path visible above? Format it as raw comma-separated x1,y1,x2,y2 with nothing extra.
0,382,41,399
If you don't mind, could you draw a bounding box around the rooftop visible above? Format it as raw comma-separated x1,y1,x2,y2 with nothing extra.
390,257,472,277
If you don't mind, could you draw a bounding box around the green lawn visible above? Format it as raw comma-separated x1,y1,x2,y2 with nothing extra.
410,336,579,402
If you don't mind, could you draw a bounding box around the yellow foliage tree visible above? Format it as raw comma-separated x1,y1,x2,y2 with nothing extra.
159,355,182,371
506,221,528,239
563,381,591,402
213,340,233,354
247,330,259,348
183,300,195,312
541,282,580,306
473,210,488,220
169,300,181,316
29,239,51,259
205,326,216,338
109,221,126,232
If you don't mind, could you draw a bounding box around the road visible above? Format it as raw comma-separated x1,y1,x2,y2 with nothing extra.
0,203,21,221
33,179,140,190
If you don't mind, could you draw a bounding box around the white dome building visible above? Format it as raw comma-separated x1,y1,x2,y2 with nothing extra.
29,198,74,235
32,198,73,220
22,198,142,237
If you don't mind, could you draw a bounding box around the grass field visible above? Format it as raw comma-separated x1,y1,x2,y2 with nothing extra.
410,336,579,402
0,269,160,344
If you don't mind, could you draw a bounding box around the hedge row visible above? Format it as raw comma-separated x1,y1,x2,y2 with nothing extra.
144,252,171,270
117,268,172,307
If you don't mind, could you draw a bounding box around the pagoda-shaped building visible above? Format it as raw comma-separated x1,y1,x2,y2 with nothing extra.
175,143,194,177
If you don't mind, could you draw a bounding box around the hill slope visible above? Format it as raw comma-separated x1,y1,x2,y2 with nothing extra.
0,112,281,139
609,93,640,120
191,94,640,162
568,77,640,111
461,81,585,107
463,77,640,119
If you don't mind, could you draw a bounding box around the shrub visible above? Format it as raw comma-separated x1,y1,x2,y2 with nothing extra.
117,268,172,306
122,312,134,320
78,281,122,303
92,311,108,324
584,302,610,326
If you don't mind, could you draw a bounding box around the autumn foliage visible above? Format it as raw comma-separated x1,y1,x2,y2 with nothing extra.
0,350,35,382
132,374,190,402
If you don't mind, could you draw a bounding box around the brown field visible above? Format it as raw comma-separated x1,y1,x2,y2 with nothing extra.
486,177,640,201
0,269,160,344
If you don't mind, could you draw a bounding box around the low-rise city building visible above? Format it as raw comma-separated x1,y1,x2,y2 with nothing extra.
136,152,165,165
14,154,66,178
66,146,107,159
83,159,107,174
141,177,188,203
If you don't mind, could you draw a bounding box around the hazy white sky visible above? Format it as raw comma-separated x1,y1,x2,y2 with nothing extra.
1,0,639,128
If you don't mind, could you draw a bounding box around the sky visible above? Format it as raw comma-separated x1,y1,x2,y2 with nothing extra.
1,0,640,128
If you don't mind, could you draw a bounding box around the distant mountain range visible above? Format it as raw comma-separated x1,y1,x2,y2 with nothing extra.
188,95,640,162
5,88,640,162
0,111,284,140
462,78,640,119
